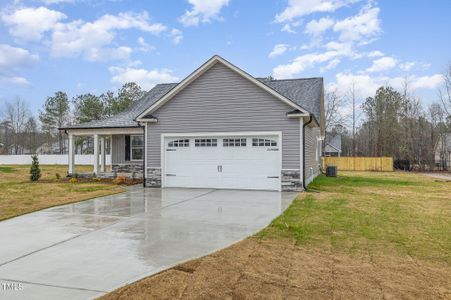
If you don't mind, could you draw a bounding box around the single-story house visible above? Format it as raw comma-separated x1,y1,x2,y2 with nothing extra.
60,55,324,191
324,133,342,157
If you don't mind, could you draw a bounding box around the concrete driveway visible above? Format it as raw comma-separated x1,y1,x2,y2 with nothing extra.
0,186,296,300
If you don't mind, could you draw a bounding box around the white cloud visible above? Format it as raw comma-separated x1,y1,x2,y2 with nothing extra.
273,51,341,78
333,4,380,44
275,0,357,23
109,66,179,89
137,37,156,52
273,39,358,78
2,7,171,62
85,46,133,62
0,76,30,85
320,58,340,72
1,6,67,41
269,44,290,58
328,72,444,100
366,56,397,73
281,23,296,33
179,0,229,27
367,50,384,58
169,28,183,44
305,17,334,36
50,11,166,61
410,74,443,90
0,44,38,86
399,61,415,71
0,44,39,68
42,0,74,4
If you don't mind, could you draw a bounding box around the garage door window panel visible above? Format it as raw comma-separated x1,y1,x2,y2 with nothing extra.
223,138,247,147
195,139,217,147
168,139,190,148
252,138,277,147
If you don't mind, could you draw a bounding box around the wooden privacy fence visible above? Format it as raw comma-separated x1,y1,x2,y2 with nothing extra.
322,157,393,171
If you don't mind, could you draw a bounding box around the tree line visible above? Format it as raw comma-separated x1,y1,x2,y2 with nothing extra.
326,63,451,170
0,82,144,155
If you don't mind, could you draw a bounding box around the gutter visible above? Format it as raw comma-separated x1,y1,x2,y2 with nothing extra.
302,114,313,190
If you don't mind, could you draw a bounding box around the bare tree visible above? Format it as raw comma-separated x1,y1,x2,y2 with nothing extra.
325,89,347,133
5,97,29,154
348,80,359,157
438,62,451,117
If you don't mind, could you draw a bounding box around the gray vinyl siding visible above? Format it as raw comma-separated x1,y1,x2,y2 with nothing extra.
112,134,142,165
304,126,321,184
146,62,300,169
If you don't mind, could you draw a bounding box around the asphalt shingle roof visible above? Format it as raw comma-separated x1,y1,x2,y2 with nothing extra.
257,77,323,122
325,133,342,152
62,77,323,130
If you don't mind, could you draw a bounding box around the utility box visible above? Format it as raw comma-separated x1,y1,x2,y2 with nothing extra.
326,165,337,177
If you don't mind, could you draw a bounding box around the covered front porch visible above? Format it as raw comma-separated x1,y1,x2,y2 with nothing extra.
65,127,144,178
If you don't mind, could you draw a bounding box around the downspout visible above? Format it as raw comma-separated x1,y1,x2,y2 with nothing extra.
138,122,146,188
302,114,313,190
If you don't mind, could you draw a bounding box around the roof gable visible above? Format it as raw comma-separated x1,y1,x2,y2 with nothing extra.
135,55,310,121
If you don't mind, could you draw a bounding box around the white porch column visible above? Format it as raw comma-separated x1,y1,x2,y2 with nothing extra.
100,136,106,172
93,134,99,174
68,134,75,175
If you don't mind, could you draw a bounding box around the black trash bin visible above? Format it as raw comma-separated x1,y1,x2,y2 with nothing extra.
326,165,337,177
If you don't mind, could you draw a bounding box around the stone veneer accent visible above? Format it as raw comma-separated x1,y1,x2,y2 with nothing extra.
145,167,162,187
281,170,303,192
144,168,302,191
112,164,143,179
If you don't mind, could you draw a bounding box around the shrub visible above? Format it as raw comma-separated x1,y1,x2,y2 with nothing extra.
69,177,78,183
113,176,128,185
55,173,61,180
30,155,41,181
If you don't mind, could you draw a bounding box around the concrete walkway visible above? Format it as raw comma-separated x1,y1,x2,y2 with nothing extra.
0,186,296,300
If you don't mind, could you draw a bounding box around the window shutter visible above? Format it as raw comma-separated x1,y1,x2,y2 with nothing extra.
125,135,130,161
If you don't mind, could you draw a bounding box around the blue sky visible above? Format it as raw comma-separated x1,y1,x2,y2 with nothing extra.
0,0,450,118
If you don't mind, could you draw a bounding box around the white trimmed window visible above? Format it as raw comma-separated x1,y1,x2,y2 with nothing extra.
131,135,144,160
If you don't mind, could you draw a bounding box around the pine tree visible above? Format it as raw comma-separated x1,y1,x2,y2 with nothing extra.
39,91,70,154
30,155,41,181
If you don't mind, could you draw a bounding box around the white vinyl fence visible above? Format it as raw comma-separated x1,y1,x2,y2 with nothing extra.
0,154,111,165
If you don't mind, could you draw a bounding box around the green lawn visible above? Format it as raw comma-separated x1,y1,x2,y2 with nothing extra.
0,165,124,221
101,171,451,300
258,171,451,264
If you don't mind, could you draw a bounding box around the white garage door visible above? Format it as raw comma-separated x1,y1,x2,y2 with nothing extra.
163,134,281,191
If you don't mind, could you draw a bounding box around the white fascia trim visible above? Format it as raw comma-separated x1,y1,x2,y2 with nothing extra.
137,119,158,123
135,55,310,121
287,113,310,118
66,128,144,136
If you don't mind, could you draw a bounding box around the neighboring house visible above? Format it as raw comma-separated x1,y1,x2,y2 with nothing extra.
8,144,31,155
434,133,451,169
60,55,325,191
36,140,69,155
324,133,342,157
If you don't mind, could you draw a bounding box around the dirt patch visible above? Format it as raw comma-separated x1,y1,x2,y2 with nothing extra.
99,238,451,300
